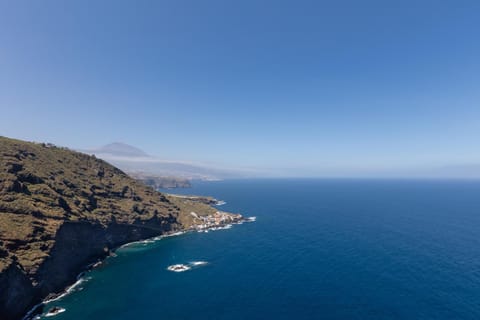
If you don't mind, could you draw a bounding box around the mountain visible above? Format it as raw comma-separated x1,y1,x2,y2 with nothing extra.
0,137,241,320
91,142,149,158
83,143,239,180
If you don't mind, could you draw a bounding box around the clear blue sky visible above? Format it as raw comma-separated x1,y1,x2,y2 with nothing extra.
1,0,479,177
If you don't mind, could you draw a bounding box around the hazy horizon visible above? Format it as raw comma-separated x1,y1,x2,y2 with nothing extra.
1,1,479,178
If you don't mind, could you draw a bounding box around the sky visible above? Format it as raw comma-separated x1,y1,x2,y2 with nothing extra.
1,0,479,177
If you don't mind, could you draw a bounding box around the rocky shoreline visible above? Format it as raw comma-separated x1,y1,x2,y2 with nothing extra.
23,209,251,319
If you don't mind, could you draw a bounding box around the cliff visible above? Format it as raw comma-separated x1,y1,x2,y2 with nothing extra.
0,136,238,320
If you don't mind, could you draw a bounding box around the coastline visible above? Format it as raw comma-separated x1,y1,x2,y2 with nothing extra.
23,211,255,320
0,136,252,320
165,194,225,206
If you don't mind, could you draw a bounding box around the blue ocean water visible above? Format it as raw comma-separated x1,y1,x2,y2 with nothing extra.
41,179,480,319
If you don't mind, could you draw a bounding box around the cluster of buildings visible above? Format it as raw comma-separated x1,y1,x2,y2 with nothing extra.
189,211,243,231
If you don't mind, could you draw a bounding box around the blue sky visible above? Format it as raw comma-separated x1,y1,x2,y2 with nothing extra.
1,0,479,177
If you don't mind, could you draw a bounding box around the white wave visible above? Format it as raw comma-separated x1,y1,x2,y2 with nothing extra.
216,201,227,206
91,261,102,269
167,264,191,272
167,261,208,272
22,303,43,320
43,277,88,304
121,238,155,247
122,231,186,248
163,231,186,238
212,224,232,230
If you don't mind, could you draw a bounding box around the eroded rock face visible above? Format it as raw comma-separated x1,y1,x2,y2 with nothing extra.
0,136,230,319
0,261,36,320
35,219,174,297
0,218,180,320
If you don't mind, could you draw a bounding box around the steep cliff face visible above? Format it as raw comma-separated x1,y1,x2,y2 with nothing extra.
0,136,231,320
35,219,175,298
0,261,36,320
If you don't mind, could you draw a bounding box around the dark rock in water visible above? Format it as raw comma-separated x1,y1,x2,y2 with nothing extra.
49,306,62,313
45,306,66,317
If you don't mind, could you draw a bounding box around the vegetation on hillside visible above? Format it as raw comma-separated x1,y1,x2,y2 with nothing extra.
0,136,218,274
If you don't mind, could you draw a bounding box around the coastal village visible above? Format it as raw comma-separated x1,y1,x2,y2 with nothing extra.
189,210,244,232
167,210,248,273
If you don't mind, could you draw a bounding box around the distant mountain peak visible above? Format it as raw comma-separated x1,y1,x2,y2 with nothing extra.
95,142,149,158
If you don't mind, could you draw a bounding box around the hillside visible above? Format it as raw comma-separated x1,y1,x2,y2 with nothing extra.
129,172,192,189
0,136,240,320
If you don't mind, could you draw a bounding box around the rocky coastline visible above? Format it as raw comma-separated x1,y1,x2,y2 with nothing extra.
0,137,245,320
22,209,246,320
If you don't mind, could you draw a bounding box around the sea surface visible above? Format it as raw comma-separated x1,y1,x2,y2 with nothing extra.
40,179,480,319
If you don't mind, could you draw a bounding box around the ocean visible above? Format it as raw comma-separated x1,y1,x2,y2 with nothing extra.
39,179,480,319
